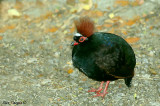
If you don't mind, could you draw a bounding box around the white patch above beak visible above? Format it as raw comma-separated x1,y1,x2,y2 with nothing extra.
74,33,82,37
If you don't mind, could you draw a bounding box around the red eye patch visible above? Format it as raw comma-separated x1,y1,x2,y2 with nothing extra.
79,36,87,43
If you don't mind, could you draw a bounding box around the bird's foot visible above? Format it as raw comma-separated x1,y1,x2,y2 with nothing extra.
90,81,110,98
92,92,108,98
88,88,103,94
88,81,104,94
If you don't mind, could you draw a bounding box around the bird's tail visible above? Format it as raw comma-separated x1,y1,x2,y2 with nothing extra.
124,77,133,87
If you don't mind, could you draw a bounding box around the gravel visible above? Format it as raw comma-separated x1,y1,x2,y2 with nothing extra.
0,0,160,105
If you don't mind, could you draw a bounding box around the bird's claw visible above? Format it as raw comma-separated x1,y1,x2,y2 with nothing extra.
92,92,108,98
88,88,103,94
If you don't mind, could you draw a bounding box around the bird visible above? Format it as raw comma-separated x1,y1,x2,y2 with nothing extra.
71,17,136,98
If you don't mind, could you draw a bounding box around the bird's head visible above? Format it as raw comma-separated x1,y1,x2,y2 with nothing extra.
71,17,95,46
71,33,88,46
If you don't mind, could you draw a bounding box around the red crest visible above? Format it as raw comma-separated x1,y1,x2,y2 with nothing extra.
74,17,95,37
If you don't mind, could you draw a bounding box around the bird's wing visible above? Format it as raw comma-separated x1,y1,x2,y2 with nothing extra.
95,44,133,78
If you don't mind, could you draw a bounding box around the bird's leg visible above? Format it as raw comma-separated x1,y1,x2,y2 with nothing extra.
93,81,110,98
88,81,104,94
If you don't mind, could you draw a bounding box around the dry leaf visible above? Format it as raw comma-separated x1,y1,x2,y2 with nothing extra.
149,26,153,30
108,28,115,33
112,16,122,23
0,29,6,33
67,69,73,74
136,0,144,5
96,26,103,30
83,10,104,17
63,30,68,34
151,33,156,36
115,0,129,6
8,9,21,17
59,45,63,49
125,20,136,26
105,19,114,23
70,8,77,13
43,11,53,19
5,25,16,30
48,98,53,102
23,14,30,19
82,78,87,81
67,61,72,65
121,30,127,35
33,11,53,23
143,14,147,17
125,16,140,26
65,35,73,41
81,0,92,10
67,0,75,5
83,5,91,10
104,24,112,28
14,0,24,10
54,40,61,44
109,13,114,18
149,68,157,75
94,3,98,8
37,74,43,77
30,40,35,44
130,1,139,6
132,44,140,48
70,27,75,33
0,25,16,33
46,27,58,33
96,11,104,17
125,37,140,43
0,36,3,40
36,0,44,7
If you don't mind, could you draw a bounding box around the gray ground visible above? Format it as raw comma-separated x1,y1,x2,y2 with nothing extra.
0,0,160,105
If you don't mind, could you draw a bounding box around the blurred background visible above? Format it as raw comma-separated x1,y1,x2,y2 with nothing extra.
0,0,160,105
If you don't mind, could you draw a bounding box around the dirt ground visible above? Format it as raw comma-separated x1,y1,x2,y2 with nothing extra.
0,0,160,105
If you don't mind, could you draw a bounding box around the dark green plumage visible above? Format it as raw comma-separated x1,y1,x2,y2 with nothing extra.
72,32,136,87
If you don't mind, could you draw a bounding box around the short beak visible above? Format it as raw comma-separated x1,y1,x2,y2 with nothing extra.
71,41,79,46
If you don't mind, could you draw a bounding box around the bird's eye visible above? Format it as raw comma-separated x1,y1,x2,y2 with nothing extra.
79,37,85,42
